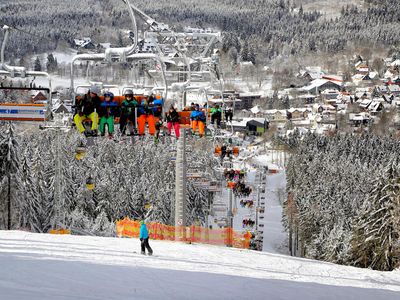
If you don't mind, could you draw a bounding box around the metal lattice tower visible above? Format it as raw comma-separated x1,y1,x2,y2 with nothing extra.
175,130,187,239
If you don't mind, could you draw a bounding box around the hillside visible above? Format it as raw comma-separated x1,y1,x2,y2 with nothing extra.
0,231,399,299
1,0,400,62
301,0,365,19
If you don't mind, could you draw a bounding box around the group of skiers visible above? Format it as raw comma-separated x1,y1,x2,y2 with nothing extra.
233,181,253,197
242,218,255,228
188,102,232,137
74,86,165,138
196,102,233,128
223,169,246,181
210,103,233,126
240,199,254,208
73,86,235,139
223,167,252,197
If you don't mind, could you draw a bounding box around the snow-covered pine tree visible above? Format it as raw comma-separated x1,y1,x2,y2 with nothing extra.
34,56,42,72
29,152,55,233
17,155,41,231
92,210,115,236
351,161,400,271
0,122,20,230
46,53,58,73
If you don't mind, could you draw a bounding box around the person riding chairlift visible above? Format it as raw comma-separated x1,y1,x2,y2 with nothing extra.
224,103,233,122
74,85,101,137
211,104,222,128
137,92,162,136
190,104,206,137
165,105,180,138
120,89,138,136
148,93,164,139
98,91,119,138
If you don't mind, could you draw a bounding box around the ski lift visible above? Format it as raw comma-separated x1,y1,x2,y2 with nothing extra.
0,26,53,122
214,146,222,156
227,181,235,189
187,172,203,179
232,147,240,156
86,176,95,190
75,141,87,160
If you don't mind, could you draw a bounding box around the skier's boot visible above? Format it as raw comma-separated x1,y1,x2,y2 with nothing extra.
141,251,145,255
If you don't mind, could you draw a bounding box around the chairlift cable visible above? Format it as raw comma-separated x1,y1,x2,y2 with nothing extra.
0,23,77,53
0,24,52,42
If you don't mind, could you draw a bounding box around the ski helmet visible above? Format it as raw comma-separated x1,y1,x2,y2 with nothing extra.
124,89,134,96
89,85,101,95
104,91,114,100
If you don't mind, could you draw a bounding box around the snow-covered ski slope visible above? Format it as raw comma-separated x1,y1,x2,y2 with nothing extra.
0,231,399,300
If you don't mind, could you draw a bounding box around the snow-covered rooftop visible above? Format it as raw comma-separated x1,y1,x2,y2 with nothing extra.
302,79,341,91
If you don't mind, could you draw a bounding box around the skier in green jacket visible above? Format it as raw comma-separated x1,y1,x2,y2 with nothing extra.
211,104,222,128
119,89,138,136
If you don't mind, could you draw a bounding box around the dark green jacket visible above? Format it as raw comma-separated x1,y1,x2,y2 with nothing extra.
121,99,138,116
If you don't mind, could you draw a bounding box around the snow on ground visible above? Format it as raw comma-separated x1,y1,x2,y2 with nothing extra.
32,49,78,66
224,75,272,97
302,0,365,20
52,50,79,64
0,231,400,300
262,171,287,253
243,147,287,253
33,75,89,92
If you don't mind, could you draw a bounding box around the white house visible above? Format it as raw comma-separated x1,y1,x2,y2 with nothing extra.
73,37,95,49
302,78,342,95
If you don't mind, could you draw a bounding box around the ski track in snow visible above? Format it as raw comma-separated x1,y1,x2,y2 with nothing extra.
0,231,400,300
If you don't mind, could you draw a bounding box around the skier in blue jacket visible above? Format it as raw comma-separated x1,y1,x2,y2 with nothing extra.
139,220,153,255
190,104,206,137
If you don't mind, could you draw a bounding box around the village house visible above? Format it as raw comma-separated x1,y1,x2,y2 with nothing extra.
358,98,371,110
238,92,262,109
388,84,400,96
368,100,384,115
264,109,288,122
301,78,342,95
231,117,269,135
354,87,372,100
352,72,379,86
321,89,340,106
355,61,369,74
349,112,372,128
246,119,269,135
73,37,95,50
297,94,316,104
376,85,389,94
297,66,324,82
287,107,311,120
31,91,47,103
312,103,336,114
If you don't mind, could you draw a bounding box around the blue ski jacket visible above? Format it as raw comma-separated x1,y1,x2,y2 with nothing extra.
190,110,206,121
140,223,149,239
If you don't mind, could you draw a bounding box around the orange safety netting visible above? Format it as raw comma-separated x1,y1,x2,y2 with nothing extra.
49,229,71,235
116,217,251,249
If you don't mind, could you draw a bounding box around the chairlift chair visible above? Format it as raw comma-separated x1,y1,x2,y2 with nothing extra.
0,26,53,123
86,176,95,190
